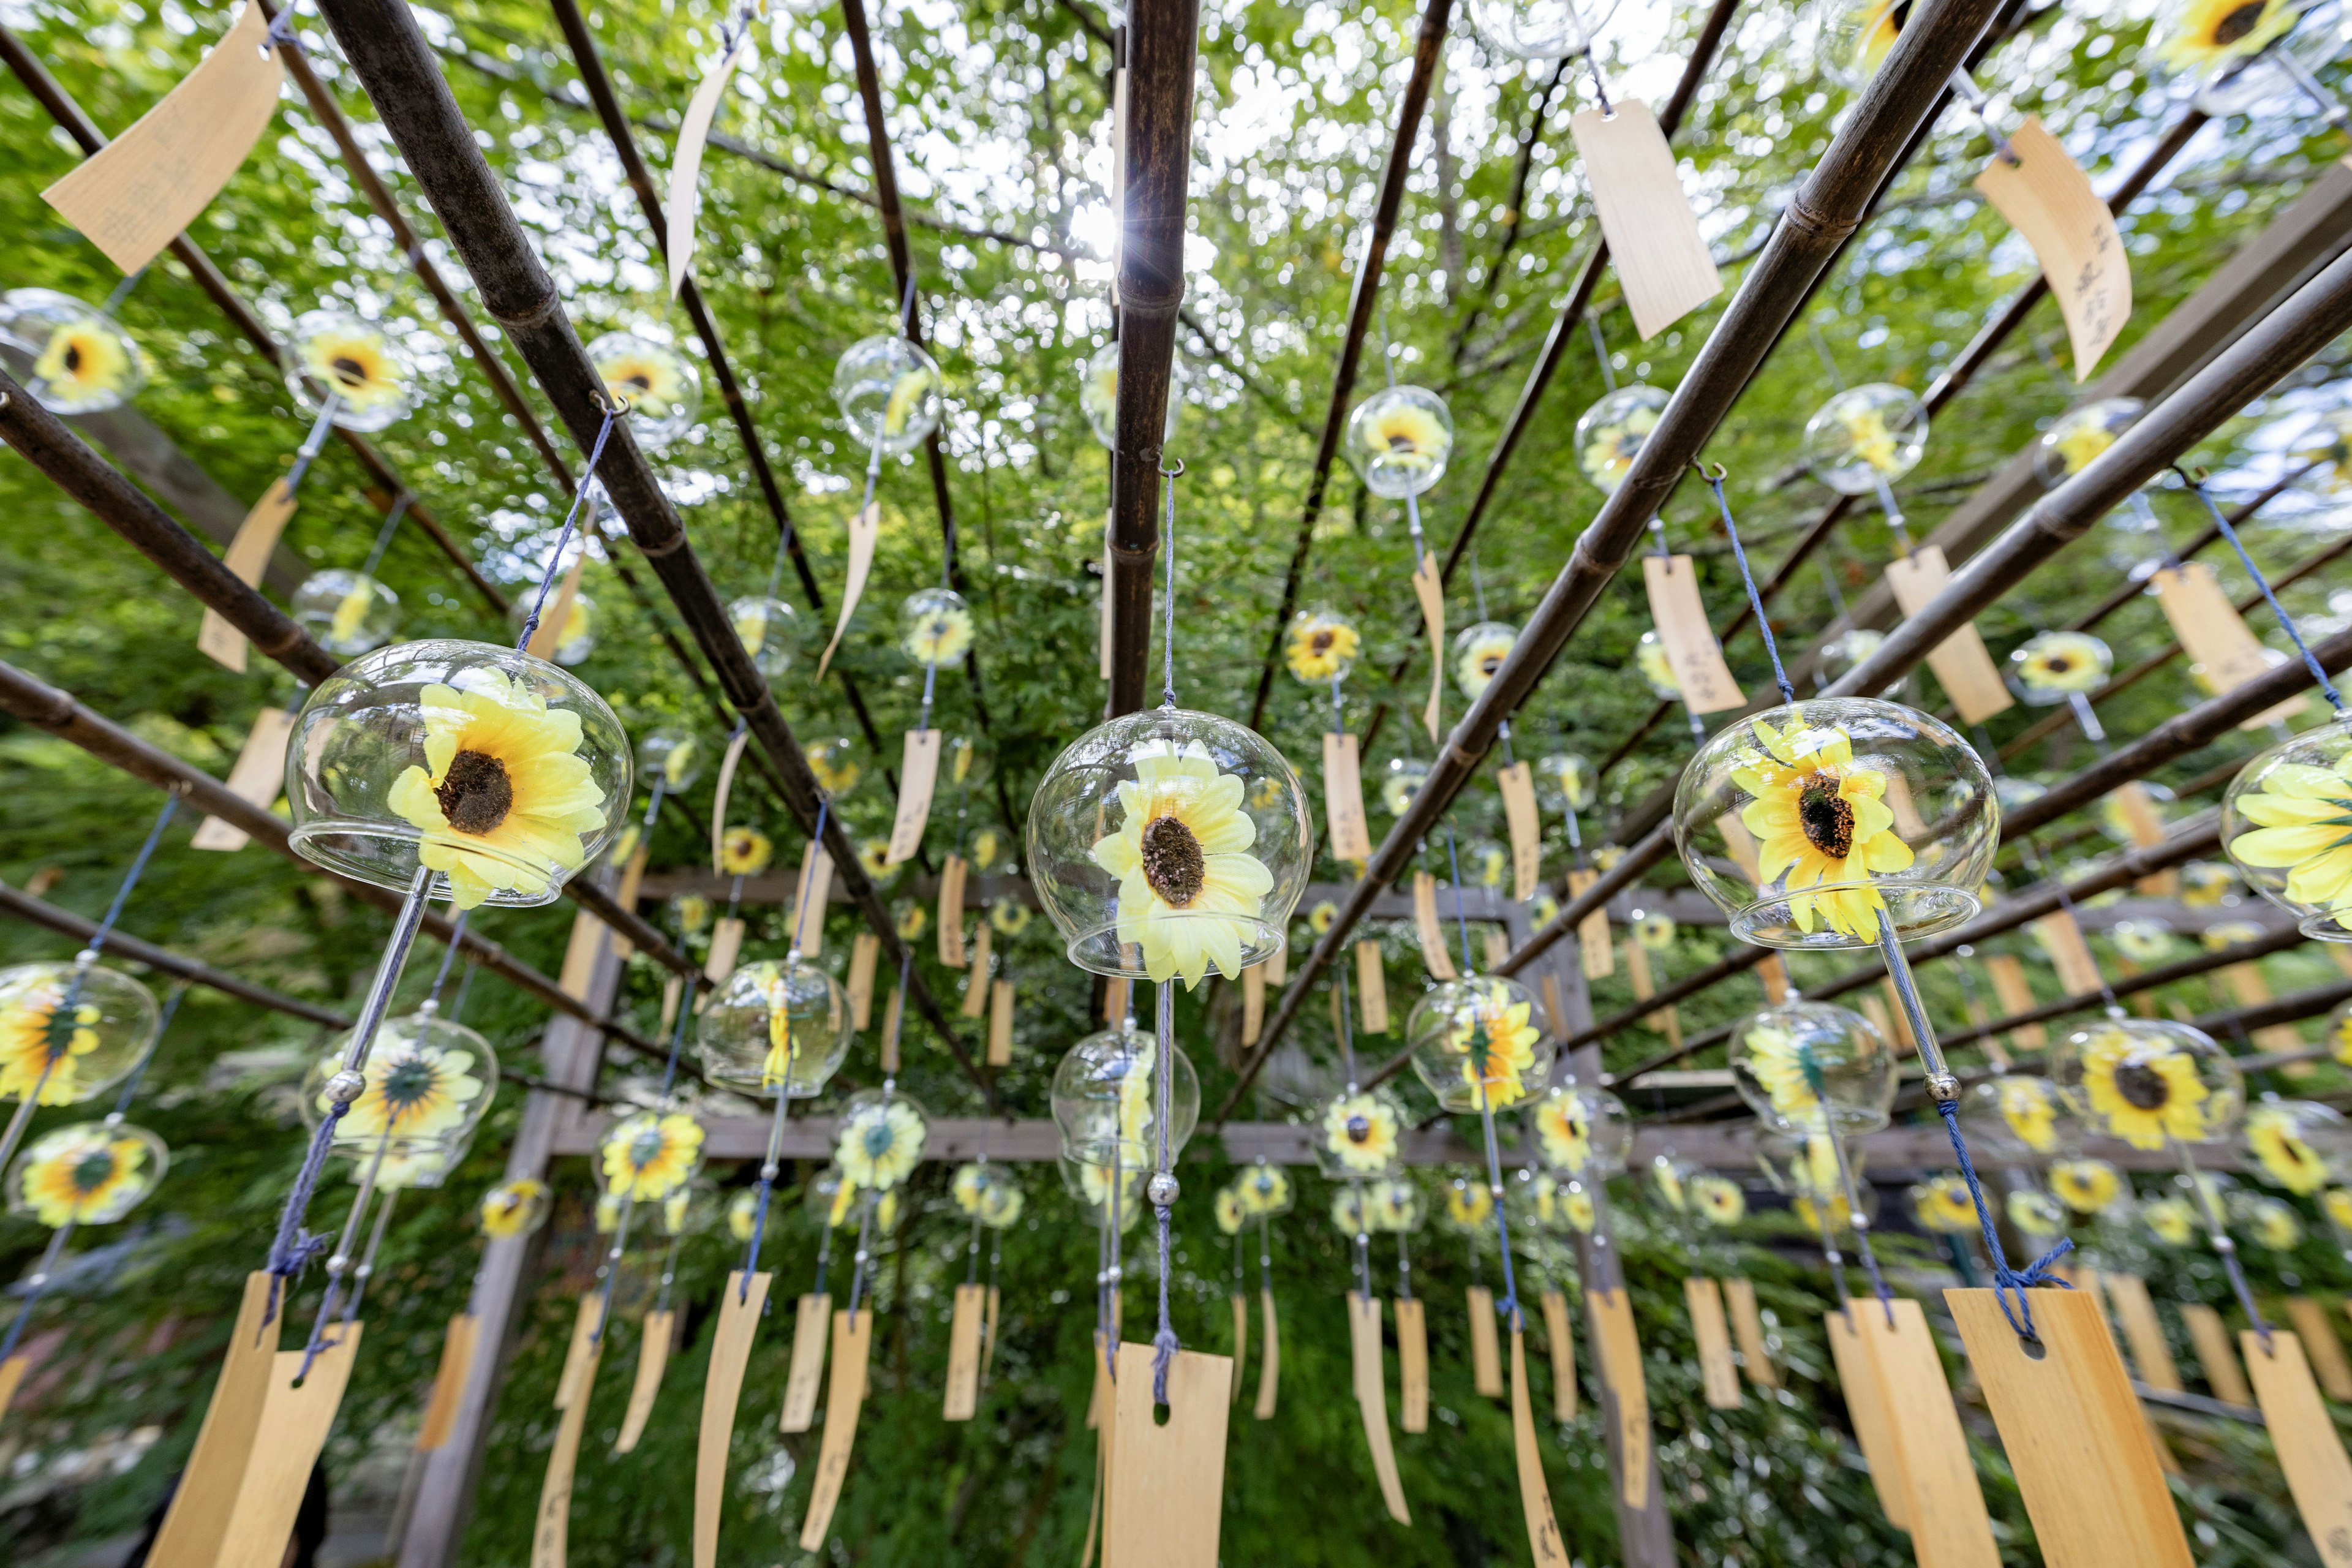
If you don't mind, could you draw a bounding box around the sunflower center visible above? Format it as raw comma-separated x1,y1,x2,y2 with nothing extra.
622,371,654,391
1140,815,1205,907
437,749,514,836
380,1057,439,1118
69,1148,114,1194
2213,0,2267,43
1346,1115,1371,1145
1310,629,1335,654
2045,655,2072,674
864,1125,895,1158
1387,432,1415,453
63,341,82,374
1479,654,1505,676
1798,783,1855,859
330,355,370,388
2113,1062,2171,1110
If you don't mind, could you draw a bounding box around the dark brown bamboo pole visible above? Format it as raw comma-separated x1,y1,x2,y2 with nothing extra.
1213,0,2013,1123
0,883,351,1026
307,0,992,1101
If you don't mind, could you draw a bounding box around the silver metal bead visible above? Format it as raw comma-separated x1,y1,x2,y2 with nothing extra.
1928,1072,1962,1104
2212,1234,2236,1254
326,1255,349,1276
1850,1214,1871,1234
1147,1173,1180,1207
325,1069,368,1105
760,1161,780,1182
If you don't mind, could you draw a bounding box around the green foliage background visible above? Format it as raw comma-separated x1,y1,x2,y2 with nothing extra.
5,0,2352,1559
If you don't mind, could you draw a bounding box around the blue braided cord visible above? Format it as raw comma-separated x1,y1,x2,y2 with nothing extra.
1150,1205,1178,1404
2180,472,2346,712
657,978,698,1102
87,794,178,954
1703,469,1795,703
1937,1101,2073,1338
0,1224,75,1362
845,1188,878,1317
517,404,625,654
263,1,300,51
1473,1076,1524,1335
592,1194,637,1343
739,1177,774,1304
1150,979,1178,1404
263,1106,349,1324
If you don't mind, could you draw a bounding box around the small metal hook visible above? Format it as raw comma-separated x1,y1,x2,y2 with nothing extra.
1159,456,1185,479
590,391,635,417
1694,459,1729,483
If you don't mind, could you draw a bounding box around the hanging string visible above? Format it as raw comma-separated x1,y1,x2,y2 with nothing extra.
1823,1127,1895,1326
2176,466,2347,714
1556,0,1614,115
357,492,416,581
281,394,343,499
1806,1177,1861,1332
341,1186,398,1325
1701,463,1794,703
1471,1053,1524,1337
518,398,627,654
100,265,148,317
1148,979,1180,1403
739,794,832,1301
1945,67,2022,167
2179,1139,2273,1346
1586,314,1616,394
1441,824,1476,975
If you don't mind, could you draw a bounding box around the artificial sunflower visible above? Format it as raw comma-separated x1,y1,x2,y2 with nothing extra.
1449,982,1543,1109
808,741,862,796
1635,632,1680,699
2247,1196,2305,1250
2323,1186,2352,1232
1994,1077,2063,1154
1561,1184,1597,1233
1535,1092,1595,1173
601,1110,706,1202
1849,0,1907,77
33,314,138,410
1214,1184,1246,1235
981,1185,1024,1227
2007,1188,2068,1240
1531,892,1559,928
1836,398,1904,473
1321,1091,1401,1174
1285,612,1361,685
2142,1196,2199,1246
1307,900,1338,935
1362,399,1449,474
897,904,929,940
385,670,608,909
1735,714,1915,941
1635,913,1677,952
2075,1024,2214,1149
836,1099,925,1190
1237,1163,1292,1217
1692,1175,1747,1226
0,980,102,1104
951,1162,995,1215
478,1177,550,1239
325,1036,483,1143
730,600,780,657
1792,1192,1851,1232
2159,0,2302,67
1088,741,1274,987
1445,1179,1494,1228
16,1125,156,1226
1912,1175,1979,1234
990,902,1032,937
597,341,689,415
826,1175,862,1229
719,826,773,878
2203,920,2266,952
2012,631,2110,697
971,829,1002,870
2110,921,2174,964
299,322,408,415
2182,861,2237,908
905,601,976,666
328,576,383,649
1739,1021,1824,1123
2228,756,2352,922
2247,1104,2331,1194
2049,1158,2122,1215
2336,1010,2352,1067
1369,1176,1422,1232
1471,842,1510,891
1578,402,1660,492
1381,761,1430,816
1455,628,1517,701
1331,1186,1368,1235
675,894,711,933
1649,1158,1688,1212
2046,406,2125,475
728,1187,759,1242
882,366,936,438
857,837,892,878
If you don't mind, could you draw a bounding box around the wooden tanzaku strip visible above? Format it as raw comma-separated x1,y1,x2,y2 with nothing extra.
147,1274,281,1568
2240,1328,2352,1552
1542,1287,1578,1419
1823,245,2352,709
533,1317,601,1568
614,1309,674,1453
1468,1284,1504,1398
0,882,348,1025
0,663,690,1063
1105,1342,1236,1568
696,1273,770,1568
309,0,993,1104
1348,1292,1409,1525
778,1292,830,1434
1858,1299,1999,1568
1824,1306,1910,1530
1722,1278,1775,1387
1507,1330,1571,1567
1396,1295,1429,1433
1684,1278,1741,1410
1256,1287,1281,1420
799,1308,874,1551
1240,0,1457,727
2177,1303,2252,1407
217,1323,365,1568
416,1314,478,1452
943,1283,985,1421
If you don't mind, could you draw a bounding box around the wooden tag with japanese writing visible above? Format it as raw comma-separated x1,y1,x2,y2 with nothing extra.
662,34,748,296
1982,954,2046,1049
943,1283,985,1421
790,841,833,957
2034,911,2105,999
1468,1284,1504,1398
1858,1298,1999,1568
1883,546,2014,723
147,1273,282,1568
2243,1329,2352,1564
532,1316,598,1568
526,549,589,663
1105,1341,1234,1568
847,932,881,1030
798,1307,872,1551
2150,561,2309,728
960,922,993,1018
614,1309,674,1455
886,729,941,866
987,978,1014,1065
1396,1295,1428,1433
1355,940,1389,1035
1975,118,2129,380
1255,1287,1281,1420
1825,1306,1910,1530
1229,1292,1249,1403
1413,554,1446,742
1349,1293,1410,1524
197,480,297,672
817,502,881,680
1540,972,1569,1038
702,916,745,985
43,1,284,275
1568,101,1722,340
1542,1287,1578,1420
1723,1278,1777,1388
707,727,751,869
2287,1298,2352,1400
1491,760,1543,900
1412,872,1458,981
2101,1274,2182,1392
1508,1330,1573,1566
696,1272,769,1568
219,1323,363,1568
415,1313,477,1452
1948,1286,2193,1568
1241,963,1264,1047
1686,1277,1742,1409
779,1292,830,1434
1568,867,1613,979
190,706,295,851
1586,1287,1650,1510
938,854,968,967
1643,556,1745,713
553,1294,601,1411
1323,732,1372,863
2180,1303,2253,1406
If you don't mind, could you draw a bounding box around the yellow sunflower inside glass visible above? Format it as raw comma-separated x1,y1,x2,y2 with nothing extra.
883,366,937,439
1734,715,1914,941
857,837,892,878
1285,611,1362,685
2228,755,2352,924
1454,625,1517,701
1994,1077,2063,1154
1236,1162,1292,1217
12,1123,162,1227
1561,1183,1597,1233
1214,1185,1246,1235
897,903,928,940
2247,1196,2304,1250
1635,631,1681,698
2008,631,2111,701
597,342,687,417
386,671,608,908
31,310,143,412
1322,1090,1401,1174
1088,741,1273,987
836,1098,925,1190
1691,1174,1746,1226
2246,1102,2334,1194
320,1033,484,1146
1360,400,1447,477
808,739,862,797
1447,984,1543,1109
1912,1175,1980,1234
1370,1176,1422,1232
902,589,976,668
1847,0,1907,79
1445,1179,1494,1228
990,902,1031,937
1739,1020,1823,1123
1307,900,1338,935
2142,1196,2198,1246
0,980,103,1105
2049,1157,2121,1215
1649,1158,1687,1212
2158,0,2302,67
478,1177,551,1239
294,317,412,421
719,826,773,877
601,1110,705,1202
2067,1023,2220,1150
2324,1187,2352,1231
1574,388,1665,494
2006,1188,2068,1240
1535,1093,1594,1172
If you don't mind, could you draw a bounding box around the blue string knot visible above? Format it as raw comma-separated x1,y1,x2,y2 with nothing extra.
1937,1100,2065,1339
